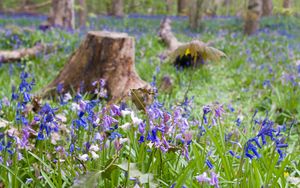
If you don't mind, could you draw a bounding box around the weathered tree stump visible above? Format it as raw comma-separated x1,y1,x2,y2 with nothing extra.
47,0,75,29
244,0,262,35
43,31,150,103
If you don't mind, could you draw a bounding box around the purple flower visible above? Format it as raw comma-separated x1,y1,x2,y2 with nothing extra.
210,171,219,188
102,115,118,130
196,172,210,183
138,122,146,134
203,106,211,115
196,171,219,188
214,104,224,118
110,104,121,116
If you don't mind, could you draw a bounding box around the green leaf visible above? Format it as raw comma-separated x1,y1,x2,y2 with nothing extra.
175,159,196,188
0,163,26,187
41,170,56,188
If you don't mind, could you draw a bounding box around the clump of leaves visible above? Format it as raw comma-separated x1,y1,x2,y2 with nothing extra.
170,40,226,68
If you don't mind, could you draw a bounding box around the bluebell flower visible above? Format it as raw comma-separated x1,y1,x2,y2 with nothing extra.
11,86,19,101
206,159,214,169
138,135,145,143
138,122,146,134
57,83,64,94
69,144,75,153
227,104,235,112
203,106,211,115
110,104,121,116
37,131,45,140
235,118,242,126
109,132,122,140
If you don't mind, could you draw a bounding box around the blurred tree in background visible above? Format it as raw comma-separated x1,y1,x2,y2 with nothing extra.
0,0,298,16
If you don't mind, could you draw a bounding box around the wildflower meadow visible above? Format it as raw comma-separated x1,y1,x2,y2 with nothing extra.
0,1,300,188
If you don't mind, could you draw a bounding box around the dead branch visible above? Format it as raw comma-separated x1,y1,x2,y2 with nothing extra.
0,44,54,63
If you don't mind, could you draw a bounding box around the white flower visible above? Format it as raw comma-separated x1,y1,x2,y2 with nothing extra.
89,144,99,152
121,109,131,117
90,151,99,159
119,138,129,144
79,154,89,161
131,112,143,125
63,92,72,102
119,122,131,130
71,103,80,111
51,132,61,145
56,114,67,123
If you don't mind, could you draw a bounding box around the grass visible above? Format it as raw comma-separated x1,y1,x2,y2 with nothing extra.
0,13,299,187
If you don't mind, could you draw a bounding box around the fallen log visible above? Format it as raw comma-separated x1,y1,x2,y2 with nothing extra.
0,43,54,63
43,31,152,107
158,18,226,68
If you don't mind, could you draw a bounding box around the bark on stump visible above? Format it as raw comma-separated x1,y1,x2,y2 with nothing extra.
244,0,262,35
43,31,150,103
47,0,75,29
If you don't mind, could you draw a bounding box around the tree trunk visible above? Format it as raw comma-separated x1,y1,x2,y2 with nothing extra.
112,0,124,17
0,0,3,11
189,0,204,30
244,0,262,35
78,0,87,28
43,31,150,103
166,0,173,14
177,0,188,16
283,0,290,8
48,0,75,29
262,0,273,16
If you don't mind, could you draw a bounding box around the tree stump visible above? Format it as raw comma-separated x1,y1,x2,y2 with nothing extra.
47,0,75,29
43,31,150,103
244,0,262,35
